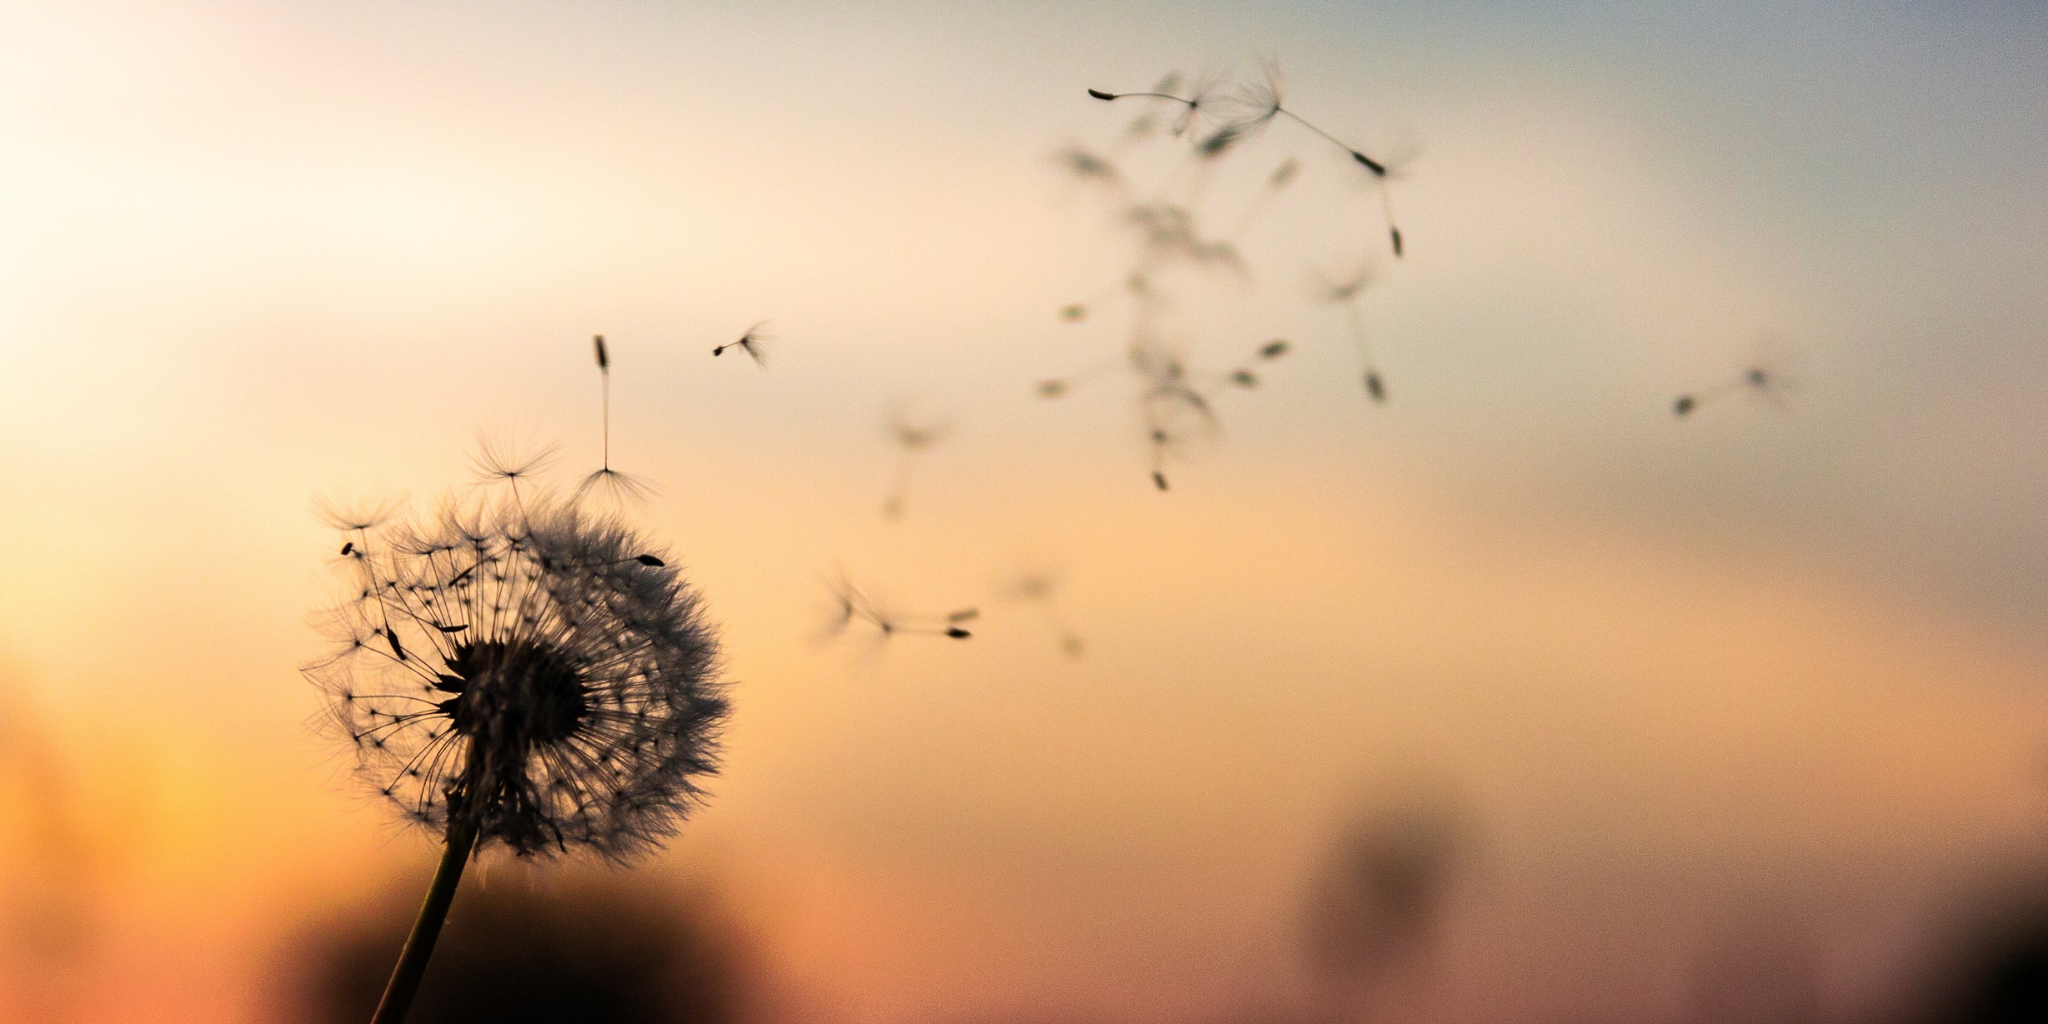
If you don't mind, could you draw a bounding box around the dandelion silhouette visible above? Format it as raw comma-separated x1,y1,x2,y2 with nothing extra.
1673,339,1803,418
997,570,1085,658
880,408,951,520
306,458,726,1023
1312,263,1390,404
577,335,654,505
711,321,770,367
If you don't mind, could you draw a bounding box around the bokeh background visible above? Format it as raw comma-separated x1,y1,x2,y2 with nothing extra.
3,1,2048,1021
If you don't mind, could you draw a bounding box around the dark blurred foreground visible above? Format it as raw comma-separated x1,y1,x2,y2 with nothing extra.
285,869,749,1024
269,822,2048,1024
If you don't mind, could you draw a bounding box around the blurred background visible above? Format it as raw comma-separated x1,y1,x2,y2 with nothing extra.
3,1,2048,1021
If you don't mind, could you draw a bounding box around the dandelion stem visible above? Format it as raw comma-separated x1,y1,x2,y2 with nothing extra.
370,817,479,1024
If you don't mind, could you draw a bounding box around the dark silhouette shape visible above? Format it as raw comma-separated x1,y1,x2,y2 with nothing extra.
1087,68,1225,138
1900,874,2048,1024
470,432,559,494
1304,799,1467,984
1313,264,1389,405
1673,339,1802,419
577,334,654,504
820,570,976,648
711,322,769,366
1192,59,1406,257
1055,146,1120,187
290,874,748,1024
307,486,727,862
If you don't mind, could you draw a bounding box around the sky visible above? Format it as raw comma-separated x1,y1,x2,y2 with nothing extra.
1,1,2047,1021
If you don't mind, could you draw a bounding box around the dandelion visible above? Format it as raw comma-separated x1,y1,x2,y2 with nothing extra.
578,334,655,505
712,321,770,367
306,475,726,1023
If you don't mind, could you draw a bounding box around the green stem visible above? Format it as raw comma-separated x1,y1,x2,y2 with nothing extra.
370,818,480,1024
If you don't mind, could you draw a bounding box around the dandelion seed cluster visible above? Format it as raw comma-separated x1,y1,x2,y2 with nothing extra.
307,495,726,861
1047,60,1408,488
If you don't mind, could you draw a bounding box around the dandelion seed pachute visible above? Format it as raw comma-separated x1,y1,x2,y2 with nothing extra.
308,493,726,863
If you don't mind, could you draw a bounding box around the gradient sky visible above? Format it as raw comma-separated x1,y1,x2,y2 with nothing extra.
2,2,2047,1021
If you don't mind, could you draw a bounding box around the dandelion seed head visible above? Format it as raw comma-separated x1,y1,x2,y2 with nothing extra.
306,490,726,863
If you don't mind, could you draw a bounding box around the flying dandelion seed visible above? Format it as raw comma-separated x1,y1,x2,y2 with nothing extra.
1058,60,1411,484
1312,264,1390,404
711,322,770,367
577,335,654,505
306,461,726,1023
1135,359,1215,493
1130,333,1296,489
1674,338,1804,418
880,407,951,521
1300,129,1407,259
818,571,975,663
1107,71,1184,145
1057,271,1150,326
1098,59,1406,253
1214,58,1408,258
997,570,1085,658
1089,67,1226,139
1124,203,1243,275
470,431,559,498
1055,145,1122,187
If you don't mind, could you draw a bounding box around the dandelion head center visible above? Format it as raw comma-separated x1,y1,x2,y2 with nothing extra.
440,639,590,747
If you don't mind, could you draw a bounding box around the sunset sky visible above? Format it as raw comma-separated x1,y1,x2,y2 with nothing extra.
2,2,2047,1021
